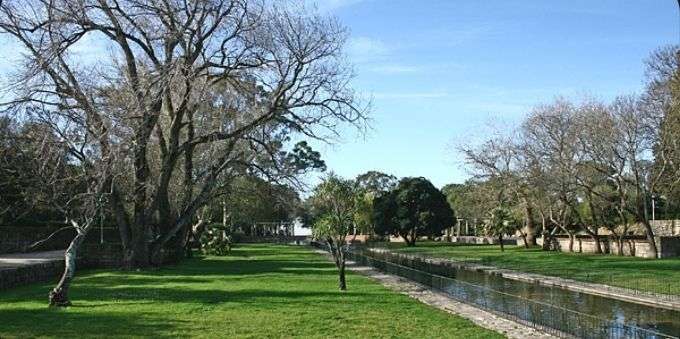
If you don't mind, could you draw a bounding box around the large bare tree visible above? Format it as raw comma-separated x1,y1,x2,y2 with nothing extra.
0,0,367,268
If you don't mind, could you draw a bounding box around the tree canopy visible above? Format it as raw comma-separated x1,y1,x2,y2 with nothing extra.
373,177,454,246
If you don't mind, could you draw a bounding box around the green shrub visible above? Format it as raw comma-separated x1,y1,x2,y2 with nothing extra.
200,224,233,256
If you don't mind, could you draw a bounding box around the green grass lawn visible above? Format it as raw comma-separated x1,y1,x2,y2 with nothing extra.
0,244,502,338
377,242,680,296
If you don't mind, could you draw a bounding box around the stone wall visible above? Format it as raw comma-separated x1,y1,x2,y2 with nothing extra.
0,261,64,291
447,236,517,245
0,226,120,254
79,243,183,268
603,219,680,237
650,220,680,236
537,235,680,258
1,243,182,291
387,235,516,245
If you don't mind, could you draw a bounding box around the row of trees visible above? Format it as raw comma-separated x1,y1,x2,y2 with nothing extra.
454,46,680,258
308,172,453,290
0,0,366,306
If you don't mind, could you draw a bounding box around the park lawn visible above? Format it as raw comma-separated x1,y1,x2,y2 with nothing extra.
0,244,502,339
379,242,680,295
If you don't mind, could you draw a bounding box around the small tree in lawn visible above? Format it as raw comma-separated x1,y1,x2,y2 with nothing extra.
485,207,520,252
310,174,358,291
373,177,454,246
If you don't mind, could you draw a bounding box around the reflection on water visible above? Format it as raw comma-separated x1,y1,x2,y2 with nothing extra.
357,250,680,339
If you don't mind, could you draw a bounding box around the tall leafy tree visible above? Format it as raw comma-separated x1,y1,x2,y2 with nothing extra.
373,177,454,246
352,171,397,238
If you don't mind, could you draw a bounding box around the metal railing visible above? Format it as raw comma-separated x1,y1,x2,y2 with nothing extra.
368,248,680,302
347,250,677,339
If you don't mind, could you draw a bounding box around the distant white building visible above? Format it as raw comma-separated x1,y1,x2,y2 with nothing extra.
292,218,312,236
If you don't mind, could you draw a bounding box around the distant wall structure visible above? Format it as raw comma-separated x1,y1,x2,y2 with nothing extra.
0,259,64,291
387,235,517,246
537,235,680,258
0,226,119,254
649,220,680,236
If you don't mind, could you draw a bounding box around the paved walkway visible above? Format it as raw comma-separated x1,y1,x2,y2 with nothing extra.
0,250,64,269
368,248,680,311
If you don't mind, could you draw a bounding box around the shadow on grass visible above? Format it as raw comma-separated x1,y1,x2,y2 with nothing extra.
0,245,363,337
0,308,184,338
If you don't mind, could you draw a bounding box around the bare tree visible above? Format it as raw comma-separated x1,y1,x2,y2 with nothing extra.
521,99,584,252
609,96,661,257
459,133,539,247
13,106,118,306
643,46,680,219
0,0,367,268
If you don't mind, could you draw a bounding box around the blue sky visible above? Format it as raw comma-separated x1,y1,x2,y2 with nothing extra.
1,1,678,189
306,0,680,188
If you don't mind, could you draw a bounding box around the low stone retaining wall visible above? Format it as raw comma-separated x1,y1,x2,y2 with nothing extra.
537,235,680,258
0,260,64,291
235,235,309,244
388,235,517,245
447,236,517,245
1,244,183,291
0,226,120,254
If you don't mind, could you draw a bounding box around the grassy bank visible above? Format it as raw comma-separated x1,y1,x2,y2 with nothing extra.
0,244,501,338
378,242,680,296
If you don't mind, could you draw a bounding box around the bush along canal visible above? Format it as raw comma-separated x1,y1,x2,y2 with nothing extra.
348,250,680,339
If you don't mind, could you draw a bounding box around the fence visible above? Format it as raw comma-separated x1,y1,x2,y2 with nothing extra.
396,250,680,302
347,250,677,339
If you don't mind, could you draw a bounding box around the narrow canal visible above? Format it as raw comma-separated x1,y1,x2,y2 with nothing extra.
353,250,680,339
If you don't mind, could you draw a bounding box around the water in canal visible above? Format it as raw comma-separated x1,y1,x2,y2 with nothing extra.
354,250,680,338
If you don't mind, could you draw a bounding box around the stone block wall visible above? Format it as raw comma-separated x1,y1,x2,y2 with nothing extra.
1,243,182,291
0,226,120,254
537,235,680,258
448,236,517,245
0,261,64,291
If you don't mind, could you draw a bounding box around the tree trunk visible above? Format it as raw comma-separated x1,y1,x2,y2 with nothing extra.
338,260,347,291
522,198,537,246
540,217,551,251
640,219,659,258
519,231,529,249
587,232,602,254
129,130,152,268
403,233,416,247
222,199,228,228
568,233,575,252
499,235,504,252
125,231,150,269
584,197,603,254
541,229,550,251
617,236,625,256
49,230,86,307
